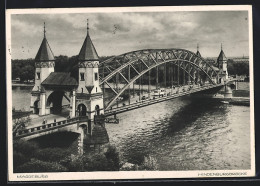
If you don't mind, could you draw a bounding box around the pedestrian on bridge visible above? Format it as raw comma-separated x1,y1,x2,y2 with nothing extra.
42,118,46,124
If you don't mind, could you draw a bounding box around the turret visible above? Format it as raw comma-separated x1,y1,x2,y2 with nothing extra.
30,22,55,115
217,43,228,80
75,20,104,120
32,22,55,92
196,43,202,58
77,20,102,95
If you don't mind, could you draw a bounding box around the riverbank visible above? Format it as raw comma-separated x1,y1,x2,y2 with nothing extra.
226,97,250,106
233,90,250,97
12,83,34,87
213,97,250,106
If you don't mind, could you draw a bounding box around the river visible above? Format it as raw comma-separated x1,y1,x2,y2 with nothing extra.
11,82,251,170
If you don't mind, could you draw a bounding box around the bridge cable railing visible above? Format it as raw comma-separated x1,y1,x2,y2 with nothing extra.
13,116,88,138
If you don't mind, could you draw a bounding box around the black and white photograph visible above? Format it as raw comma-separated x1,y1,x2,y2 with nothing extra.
6,5,255,181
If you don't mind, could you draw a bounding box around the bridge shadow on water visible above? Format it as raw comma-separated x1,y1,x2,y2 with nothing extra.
120,96,228,165
165,96,227,135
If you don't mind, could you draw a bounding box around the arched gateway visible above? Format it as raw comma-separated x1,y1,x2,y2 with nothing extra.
29,21,108,154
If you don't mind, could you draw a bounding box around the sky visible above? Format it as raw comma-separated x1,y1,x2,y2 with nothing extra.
10,11,249,59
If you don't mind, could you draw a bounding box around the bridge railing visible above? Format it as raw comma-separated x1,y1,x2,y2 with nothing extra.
104,83,223,115
13,116,88,139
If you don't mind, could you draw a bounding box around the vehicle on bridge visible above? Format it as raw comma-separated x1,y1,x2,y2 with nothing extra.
116,96,124,101
153,88,166,97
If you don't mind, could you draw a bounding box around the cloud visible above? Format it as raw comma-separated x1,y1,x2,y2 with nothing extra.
10,10,249,59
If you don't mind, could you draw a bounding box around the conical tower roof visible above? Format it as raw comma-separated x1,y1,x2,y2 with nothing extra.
217,50,227,61
78,21,99,61
196,44,201,57
217,44,227,61
196,50,201,58
35,23,55,62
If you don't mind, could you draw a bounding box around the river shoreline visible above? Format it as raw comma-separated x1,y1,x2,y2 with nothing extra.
216,97,250,106
12,83,34,87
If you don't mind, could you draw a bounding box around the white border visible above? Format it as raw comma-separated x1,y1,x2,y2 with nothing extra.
6,5,255,181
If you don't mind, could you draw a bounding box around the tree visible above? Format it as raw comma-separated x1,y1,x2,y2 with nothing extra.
12,59,35,81
13,139,39,157
16,159,68,173
227,59,249,76
19,65,35,82
13,140,39,172
12,65,22,80
55,55,69,72
13,151,30,172
104,145,120,171
34,147,71,163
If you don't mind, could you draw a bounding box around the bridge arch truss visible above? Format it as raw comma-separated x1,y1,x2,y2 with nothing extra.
99,49,219,110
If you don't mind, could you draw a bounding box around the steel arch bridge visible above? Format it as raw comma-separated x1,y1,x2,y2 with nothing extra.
99,49,220,110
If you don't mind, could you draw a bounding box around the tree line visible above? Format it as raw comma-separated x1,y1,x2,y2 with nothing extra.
12,55,113,82
227,59,249,76
11,56,249,82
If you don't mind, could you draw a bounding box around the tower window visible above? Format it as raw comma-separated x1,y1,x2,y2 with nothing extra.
80,73,85,81
95,73,98,81
36,72,40,80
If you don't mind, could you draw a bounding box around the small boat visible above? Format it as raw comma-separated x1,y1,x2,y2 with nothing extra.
221,101,229,104
214,94,224,98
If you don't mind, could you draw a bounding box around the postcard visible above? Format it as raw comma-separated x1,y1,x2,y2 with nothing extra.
6,5,255,181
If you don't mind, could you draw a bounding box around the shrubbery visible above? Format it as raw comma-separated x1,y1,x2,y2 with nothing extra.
13,139,158,172
35,148,71,162
16,159,68,173
13,140,122,172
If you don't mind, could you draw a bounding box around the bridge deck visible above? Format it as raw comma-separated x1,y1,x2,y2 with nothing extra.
104,83,224,116
13,116,88,139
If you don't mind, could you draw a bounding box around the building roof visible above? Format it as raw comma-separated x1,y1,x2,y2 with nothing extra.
41,72,78,87
196,50,202,58
78,30,99,61
35,37,55,62
217,50,227,61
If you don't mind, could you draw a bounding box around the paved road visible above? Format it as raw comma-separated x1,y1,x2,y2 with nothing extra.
111,84,199,109
27,110,69,128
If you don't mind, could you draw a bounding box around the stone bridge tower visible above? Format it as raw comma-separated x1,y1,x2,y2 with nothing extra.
30,23,55,115
76,20,104,122
217,44,228,83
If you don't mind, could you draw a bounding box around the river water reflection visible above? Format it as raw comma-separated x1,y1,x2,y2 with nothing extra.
106,96,250,170
12,86,251,170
